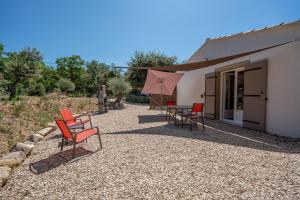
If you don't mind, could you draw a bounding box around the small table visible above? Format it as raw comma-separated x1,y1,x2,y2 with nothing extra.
166,105,192,124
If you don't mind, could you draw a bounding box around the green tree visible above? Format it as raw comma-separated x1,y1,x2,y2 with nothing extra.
0,43,3,55
56,78,75,94
126,51,177,92
3,47,43,99
40,65,59,93
27,81,46,96
86,60,110,96
108,77,132,102
0,43,8,96
85,61,121,96
56,55,87,94
0,43,4,68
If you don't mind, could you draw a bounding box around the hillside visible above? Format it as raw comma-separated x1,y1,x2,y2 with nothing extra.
0,95,98,155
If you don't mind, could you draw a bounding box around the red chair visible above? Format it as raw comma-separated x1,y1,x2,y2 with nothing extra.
166,100,175,106
180,103,205,131
59,108,92,128
166,100,176,120
54,117,102,157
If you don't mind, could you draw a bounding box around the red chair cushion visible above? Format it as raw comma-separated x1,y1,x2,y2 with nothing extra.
192,103,204,113
60,108,74,121
76,129,97,143
166,100,175,106
55,117,73,140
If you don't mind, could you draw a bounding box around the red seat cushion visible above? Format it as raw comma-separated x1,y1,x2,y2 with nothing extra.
76,129,97,143
166,100,175,106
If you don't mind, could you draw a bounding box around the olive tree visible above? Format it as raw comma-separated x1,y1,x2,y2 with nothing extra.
108,77,132,102
56,78,75,94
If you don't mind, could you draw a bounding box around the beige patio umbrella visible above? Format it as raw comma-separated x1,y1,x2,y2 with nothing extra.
142,69,182,114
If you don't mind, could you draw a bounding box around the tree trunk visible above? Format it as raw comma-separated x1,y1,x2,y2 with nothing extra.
8,85,16,100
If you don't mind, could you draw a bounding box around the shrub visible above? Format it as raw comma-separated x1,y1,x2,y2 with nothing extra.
108,77,132,102
56,78,75,94
126,95,149,104
36,83,46,96
11,83,24,100
28,82,46,96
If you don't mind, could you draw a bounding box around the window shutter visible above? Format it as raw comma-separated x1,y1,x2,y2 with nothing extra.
243,60,268,131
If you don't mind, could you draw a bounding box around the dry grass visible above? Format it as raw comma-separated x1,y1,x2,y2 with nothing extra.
0,95,98,155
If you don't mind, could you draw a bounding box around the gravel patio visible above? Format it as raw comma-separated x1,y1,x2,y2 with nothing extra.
1,103,300,199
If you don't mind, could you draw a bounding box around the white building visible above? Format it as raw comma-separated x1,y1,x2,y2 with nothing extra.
174,20,300,138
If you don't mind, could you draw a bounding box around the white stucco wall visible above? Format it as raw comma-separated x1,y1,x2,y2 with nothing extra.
177,41,300,138
177,66,217,105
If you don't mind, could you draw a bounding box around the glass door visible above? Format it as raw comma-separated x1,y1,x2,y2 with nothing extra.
222,71,235,120
221,67,245,125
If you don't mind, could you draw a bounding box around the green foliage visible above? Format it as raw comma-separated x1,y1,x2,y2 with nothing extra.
27,81,46,96
126,95,149,104
56,55,87,94
56,78,75,94
39,65,59,93
0,43,5,72
15,83,24,99
3,47,43,99
0,73,9,97
0,42,178,99
0,43,4,56
126,51,177,91
85,60,121,96
108,77,132,102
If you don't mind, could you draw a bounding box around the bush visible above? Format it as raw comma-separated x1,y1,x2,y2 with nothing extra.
126,95,149,104
108,77,132,102
13,83,24,100
28,82,46,96
56,78,75,94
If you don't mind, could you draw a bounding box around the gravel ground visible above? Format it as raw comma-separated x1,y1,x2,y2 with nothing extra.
1,103,300,199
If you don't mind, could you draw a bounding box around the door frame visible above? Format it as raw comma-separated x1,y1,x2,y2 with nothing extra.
220,67,245,126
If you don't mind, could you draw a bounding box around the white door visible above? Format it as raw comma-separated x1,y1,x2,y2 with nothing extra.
221,67,245,125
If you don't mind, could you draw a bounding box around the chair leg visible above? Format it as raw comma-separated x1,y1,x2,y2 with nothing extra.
89,115,93,128
181,115,183,128
174,114,177,126
190,118,193,131
202,115,205,129
61,138,64,151
96,127,102,149
72,142,76,158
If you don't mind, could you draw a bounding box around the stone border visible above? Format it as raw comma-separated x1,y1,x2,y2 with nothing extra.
0,122,57,187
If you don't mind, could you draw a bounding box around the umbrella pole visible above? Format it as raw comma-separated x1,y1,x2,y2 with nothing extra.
160,84,163,115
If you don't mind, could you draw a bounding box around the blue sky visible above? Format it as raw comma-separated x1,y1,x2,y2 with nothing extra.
1,0,300,67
